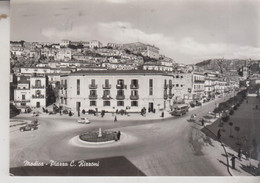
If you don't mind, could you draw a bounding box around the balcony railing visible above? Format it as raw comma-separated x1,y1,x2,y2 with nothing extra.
89,95,98,99
102,84,111,89
164,84,168,89
102,95,112,100
116,84,126,89
130,95,139,100
32,85,45,89
14,100,30,103
130,84,139,89
32,94,45,99
116,95,125,100
89,84,97,89
194,80,205,83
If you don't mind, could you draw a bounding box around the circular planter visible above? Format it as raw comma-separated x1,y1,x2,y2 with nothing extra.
79,130,117,143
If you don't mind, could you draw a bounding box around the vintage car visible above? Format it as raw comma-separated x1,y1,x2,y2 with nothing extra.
20,124,38,132
77,118,91,124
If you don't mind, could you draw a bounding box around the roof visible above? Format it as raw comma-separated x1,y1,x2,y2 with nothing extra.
67,70,168,76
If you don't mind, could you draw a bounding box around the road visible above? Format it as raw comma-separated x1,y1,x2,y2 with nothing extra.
10,94,234,176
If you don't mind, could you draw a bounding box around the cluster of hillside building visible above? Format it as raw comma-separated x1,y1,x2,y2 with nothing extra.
10,40,241,113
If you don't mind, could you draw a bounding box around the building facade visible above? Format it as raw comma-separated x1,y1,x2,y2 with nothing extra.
60,70,174,113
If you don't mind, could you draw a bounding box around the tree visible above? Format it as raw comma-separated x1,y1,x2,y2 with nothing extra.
234,126,240,145
229,122,233,137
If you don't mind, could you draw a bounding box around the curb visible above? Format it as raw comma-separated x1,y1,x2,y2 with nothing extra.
78,135,116,145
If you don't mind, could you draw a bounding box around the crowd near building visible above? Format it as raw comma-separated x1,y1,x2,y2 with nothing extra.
10,39,242,113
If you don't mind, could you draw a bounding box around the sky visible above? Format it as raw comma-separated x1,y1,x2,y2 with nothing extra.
10,0,260,64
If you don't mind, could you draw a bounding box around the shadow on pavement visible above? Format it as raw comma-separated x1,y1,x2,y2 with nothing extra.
240,164,259,176
10,156,146,176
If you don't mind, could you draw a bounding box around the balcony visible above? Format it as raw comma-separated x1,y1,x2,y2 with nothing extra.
14,100,30,103
89,95,98,100
130,84,139,89
102,84,111,89
116,95,125,100
130,95,139,100
102,95,112,100
32,94,45,99
116,84,126,89
169,94,174,99
89,84,97,89
164,84,168,89
32,85,45,89
194,80,205,83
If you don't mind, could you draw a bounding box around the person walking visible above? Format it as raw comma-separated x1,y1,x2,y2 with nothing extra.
117,131,121,140
231,155,236,169
217,129,221,140
201,118,205,126
114,115,117,122
238,147,242,161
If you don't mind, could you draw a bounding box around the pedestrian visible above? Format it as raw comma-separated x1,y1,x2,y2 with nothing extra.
114,115,117,122
78,111,80,117
231,155,236,169
201,118,205,126
238,147,242,161
161,112,164,118
117,131,121,140
217,129,221,140
60,110,62,116
114,132,118,141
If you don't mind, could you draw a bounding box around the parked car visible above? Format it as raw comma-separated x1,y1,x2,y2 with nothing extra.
189,101,196,108
195,101,202,106
32,112,39,117
77,118,91,124
20,124,38,132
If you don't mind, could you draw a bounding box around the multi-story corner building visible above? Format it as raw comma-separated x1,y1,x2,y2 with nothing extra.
30,74,46,108
204,72,217,97
171,73,193,102
14,79,31,110
59,70,174,113
142,61,173,72
215,80,227,94
123,42,160,60
192,72,205,100
14,74,47,110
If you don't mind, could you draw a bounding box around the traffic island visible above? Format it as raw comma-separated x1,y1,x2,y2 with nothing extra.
79,129,120,144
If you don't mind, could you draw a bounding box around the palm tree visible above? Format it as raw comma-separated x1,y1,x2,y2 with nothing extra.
229,122,233,137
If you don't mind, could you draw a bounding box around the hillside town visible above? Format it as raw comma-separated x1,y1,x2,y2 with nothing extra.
10,39,254,113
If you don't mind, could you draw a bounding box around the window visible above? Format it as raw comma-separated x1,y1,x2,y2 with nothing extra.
131,90,138,96
90,101,96,106
61,98,64,104
176,75,179,78
91,79,95,85
65,98,67,105
103,101,111,106
22,95,25,100
131,79,138,87
77,79,80,95
131,101,138,107
149,79,153,95
105,79,109,85
117,79,124,85
176,84,179,87
64,80,67,88
103,90,110,96
117,90,124,96
35,80,41,87
117,101,124,106
90,90,97,96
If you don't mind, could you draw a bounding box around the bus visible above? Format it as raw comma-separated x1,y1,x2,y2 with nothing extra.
170,104,189,116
